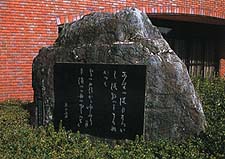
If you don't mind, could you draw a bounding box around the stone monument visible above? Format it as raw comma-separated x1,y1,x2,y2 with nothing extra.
32,8,206,140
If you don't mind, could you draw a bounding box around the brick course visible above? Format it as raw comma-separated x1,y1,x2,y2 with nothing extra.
0,0,225,102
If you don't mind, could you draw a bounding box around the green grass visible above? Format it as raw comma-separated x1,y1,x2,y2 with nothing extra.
0,78,224,159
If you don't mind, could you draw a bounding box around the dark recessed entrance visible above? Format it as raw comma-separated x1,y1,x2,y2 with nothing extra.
150,16,225,78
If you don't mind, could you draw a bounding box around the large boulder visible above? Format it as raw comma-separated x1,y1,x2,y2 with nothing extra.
32,8,206,140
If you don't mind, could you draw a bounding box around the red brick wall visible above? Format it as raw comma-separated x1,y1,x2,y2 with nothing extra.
219,59,225,78
0,0,225,102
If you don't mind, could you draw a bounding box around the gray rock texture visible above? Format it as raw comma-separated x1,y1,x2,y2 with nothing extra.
32,8,206,140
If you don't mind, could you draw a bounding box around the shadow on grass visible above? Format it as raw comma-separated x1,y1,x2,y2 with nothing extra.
21,102,36,126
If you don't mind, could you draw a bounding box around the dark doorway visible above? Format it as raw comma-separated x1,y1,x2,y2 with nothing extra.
150,17,225,78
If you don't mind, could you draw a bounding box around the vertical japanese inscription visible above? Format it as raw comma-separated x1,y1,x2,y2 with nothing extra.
110,70,118,132
77,68,94,128
107,71,127,133
87,68,94,127
120,71,127,133
77,67,84,127
54,63,146,140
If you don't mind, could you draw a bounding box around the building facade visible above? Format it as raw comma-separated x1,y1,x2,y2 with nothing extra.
0,0,225,102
